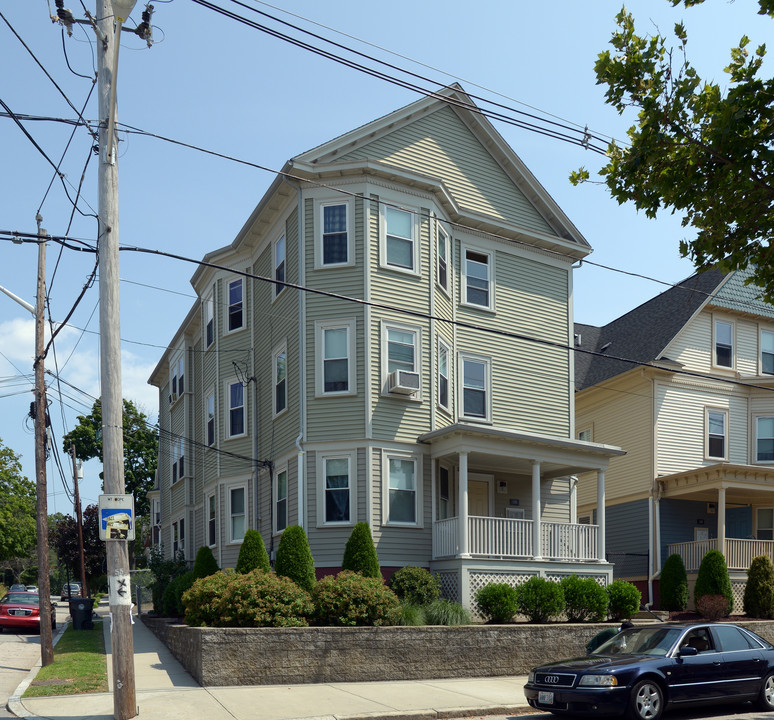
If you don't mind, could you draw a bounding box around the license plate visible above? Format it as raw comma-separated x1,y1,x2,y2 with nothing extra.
538,691,554,705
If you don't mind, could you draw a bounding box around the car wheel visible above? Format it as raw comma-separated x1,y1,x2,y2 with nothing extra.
756,672,774,711
628,679,663,720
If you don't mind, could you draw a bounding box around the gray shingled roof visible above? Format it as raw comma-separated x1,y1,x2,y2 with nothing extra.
574,268,729,391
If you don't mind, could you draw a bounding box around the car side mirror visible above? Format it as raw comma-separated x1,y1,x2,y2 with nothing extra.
679,646,698,657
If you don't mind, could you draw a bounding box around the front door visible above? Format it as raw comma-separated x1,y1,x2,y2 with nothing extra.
468,478,490,516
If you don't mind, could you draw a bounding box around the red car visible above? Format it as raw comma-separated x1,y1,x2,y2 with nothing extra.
0,592,56,634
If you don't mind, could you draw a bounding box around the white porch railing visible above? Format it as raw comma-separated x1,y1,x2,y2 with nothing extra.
432,516,598,562
667,538,774,572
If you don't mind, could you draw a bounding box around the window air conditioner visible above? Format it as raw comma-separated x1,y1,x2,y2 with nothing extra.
388,370,420,395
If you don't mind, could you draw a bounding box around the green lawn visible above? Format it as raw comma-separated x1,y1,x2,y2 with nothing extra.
23,621,108,697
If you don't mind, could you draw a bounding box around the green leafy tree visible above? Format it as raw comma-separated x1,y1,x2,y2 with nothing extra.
51,504,105,594
274,525,316,592
342,522,380,578
236,530,270,573
573,1,774,301
0,439,36,564
63,398,158,517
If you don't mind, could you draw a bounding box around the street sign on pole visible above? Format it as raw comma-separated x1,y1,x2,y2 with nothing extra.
98,494,135,541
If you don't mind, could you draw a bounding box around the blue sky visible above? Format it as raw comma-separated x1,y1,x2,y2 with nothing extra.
1,0,769,510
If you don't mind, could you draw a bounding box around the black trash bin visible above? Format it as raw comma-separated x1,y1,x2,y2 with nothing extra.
69,598,95,630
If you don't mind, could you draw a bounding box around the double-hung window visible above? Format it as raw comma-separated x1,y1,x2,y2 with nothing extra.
171,355,184,400
321,203,349,265
228,382,245,437
228,279,244,332
324,457,350,523
178,438,185,479
460,354,490,421
387,455,417,524
275,469,287,532
205,294,214,348
171,439,179,484
274,235,286,297
387,327,416,374
384,206,415,271
230,487,245,542
438,341,450,411
273,344,287,416
317,319,356,396
463,248,493,309
714,319,733,368
762,330,774,375
706,409,727,459
437,224,450,294
206,392,215,446
208,494,216,546
758,508,774,540
757,417,774,462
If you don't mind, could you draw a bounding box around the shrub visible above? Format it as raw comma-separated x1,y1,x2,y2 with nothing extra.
388,566,441,606
182,570,313,627
475,582,520,623
236,530,271,574
192,546,219,579
694,549,734,615
744,555,774,619
312,571,401,626
606,580,641,621
398,601,427,626
147,546,188,614
342,522,381,578
660,554,689,612
162,570,195,617
275,525,316,592
425,598,471,626
696,593,730,621
518,577,565,623
560,575,608,622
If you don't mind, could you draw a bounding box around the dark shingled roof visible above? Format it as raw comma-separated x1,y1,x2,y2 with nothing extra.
574,268,729,391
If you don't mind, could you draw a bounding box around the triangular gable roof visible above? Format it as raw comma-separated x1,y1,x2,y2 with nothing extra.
575,268,730,390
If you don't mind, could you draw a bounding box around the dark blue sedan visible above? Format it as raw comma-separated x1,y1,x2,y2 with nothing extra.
524,623,774,720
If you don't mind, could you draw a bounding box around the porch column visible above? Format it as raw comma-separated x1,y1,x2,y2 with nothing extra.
532,461,542,560
459,452,470,558
597,469,606,562
718,487,726,558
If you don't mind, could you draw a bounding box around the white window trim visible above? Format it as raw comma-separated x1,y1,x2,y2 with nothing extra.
274,466,289,535
172,515,186,559
315,199,354,269
436,222,451,297
225,379,247,440
228,484,247,544
379,202,420,276
761,328,774,375
315,318,357,397
712,317,735,370
205,389,216,448
382,450,423,528
437,338,451,414
169,352,185,406
204,292,215,349
272,233,287,300
705,407,728,461
461,244,495,312
381,321,422,400
754,415,774,464
207,492,217,548
458,352,492,424
272,341,288,418
225,277,246,335
317,451,356,527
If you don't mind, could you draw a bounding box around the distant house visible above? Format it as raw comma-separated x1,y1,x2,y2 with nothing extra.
148,85,623,609
575,268,774,608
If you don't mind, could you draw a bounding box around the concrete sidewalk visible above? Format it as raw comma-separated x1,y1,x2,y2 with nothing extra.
9,606,531,720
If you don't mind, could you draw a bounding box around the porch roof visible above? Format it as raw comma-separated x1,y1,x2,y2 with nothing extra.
417,423,625,480
658,463,774,504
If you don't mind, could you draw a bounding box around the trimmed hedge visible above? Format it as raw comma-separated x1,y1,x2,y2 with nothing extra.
607,580,641,621
475,583,519,623
311,571,400,626
560,575,608,622
518,577,565,623
388,566,440,606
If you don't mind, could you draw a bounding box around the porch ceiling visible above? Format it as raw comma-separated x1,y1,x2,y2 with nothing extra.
658,463,774,505
417,423,625,480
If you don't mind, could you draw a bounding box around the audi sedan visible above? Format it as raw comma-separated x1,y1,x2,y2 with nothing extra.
0,592,56,634
524,623,774,720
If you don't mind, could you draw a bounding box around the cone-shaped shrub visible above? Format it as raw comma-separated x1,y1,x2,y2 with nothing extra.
342,522,381,578
192,546,220,579
695,549,733,615
744,555,774,619
275,525,316,592
660,553,689,611
236,529,271,574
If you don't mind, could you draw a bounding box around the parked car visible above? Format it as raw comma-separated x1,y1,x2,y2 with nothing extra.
0,592,56,634
524,623,774,720
60,583,82,601
9,584,26,592
25,585,38,593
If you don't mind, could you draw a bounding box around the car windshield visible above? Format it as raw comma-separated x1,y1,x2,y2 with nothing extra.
594,627,684,657
3,593,40,606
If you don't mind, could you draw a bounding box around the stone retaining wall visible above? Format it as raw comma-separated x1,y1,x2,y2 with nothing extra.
141,616,774,687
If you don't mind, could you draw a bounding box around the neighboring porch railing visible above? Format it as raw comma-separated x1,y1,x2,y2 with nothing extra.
432,516,599,562
667,538,774,572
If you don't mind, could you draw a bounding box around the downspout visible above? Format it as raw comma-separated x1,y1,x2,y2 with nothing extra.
295,182,306,530
645,367,661,606
296,433,304,530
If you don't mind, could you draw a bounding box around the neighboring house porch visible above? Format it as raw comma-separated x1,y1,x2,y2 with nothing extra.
418,424,625,609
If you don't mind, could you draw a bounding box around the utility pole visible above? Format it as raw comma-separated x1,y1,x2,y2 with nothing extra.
70,445,88,593
34,217,54,667
96,1,136,717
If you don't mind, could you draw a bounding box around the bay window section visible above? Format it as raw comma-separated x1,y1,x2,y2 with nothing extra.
757,417,774,462
388,456,416,524
324,457,350,523
714,319,733,368
461,355,490,421
438,342,450,411
437,225,449,293
230,487,246,542
208,494,216,546
274,234,286,297
206,392,215,446
322,203,348,265
273,345,287,416
228,278,244,331
762,330,774,375
275,469,287,532
316,319,356,396
385,206,415,271
706,409,727,460
463,248,492,309
228,382,245,437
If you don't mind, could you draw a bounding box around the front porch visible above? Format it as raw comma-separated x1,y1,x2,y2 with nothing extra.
667,537,774,573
